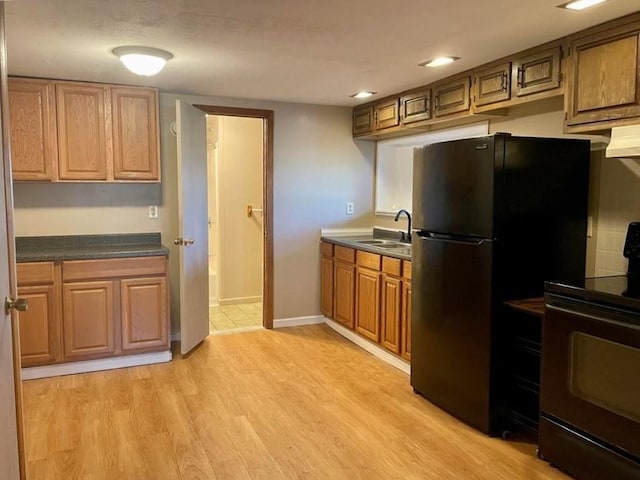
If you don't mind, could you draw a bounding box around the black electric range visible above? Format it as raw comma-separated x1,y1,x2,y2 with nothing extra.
545,274,640,313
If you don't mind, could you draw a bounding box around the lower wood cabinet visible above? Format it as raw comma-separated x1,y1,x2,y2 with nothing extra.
63,280,115,359
16,255,169,367
17,262,61,367
321,241,412,361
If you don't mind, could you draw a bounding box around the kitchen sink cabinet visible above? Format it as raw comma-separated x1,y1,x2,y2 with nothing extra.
16,262,62,367
355,250,382,342
9,77,160,182
380,256,402,354
565,20,640,131
401,260,412,361
320,242,334,318
8,78,58,181
333,246,356,328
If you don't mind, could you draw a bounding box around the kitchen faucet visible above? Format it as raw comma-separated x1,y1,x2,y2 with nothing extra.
394,209,412,242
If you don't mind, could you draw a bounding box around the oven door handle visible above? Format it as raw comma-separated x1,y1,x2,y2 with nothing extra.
546,303,640,332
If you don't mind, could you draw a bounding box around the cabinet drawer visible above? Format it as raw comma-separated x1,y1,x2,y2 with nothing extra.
17,262,55,286
382,256,401,276
402,261,412,280
334,245,355,264
320,242,333,257
63,256,167,281
357,250,381,270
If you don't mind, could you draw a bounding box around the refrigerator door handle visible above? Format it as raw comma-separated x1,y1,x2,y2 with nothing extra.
418,234,492,246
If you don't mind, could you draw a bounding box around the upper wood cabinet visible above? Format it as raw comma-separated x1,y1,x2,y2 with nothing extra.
401,90,431,125
112,87,160,181
56,82,109,181
434,76,471,118
352,105,373,136
565,22,640,131
513,46,562,97
474,63,511,107
9,77,160,182
374,98,400,130
8,78,58,181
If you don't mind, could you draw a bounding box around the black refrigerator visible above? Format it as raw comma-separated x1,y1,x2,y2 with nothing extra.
411,133,589,435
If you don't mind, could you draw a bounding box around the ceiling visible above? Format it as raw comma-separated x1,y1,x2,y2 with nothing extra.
5,0,640,107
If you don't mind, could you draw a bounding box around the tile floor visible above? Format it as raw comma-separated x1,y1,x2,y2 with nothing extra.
209,302,263,332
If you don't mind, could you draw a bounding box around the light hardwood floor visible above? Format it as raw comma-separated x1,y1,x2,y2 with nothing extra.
22,325,568,480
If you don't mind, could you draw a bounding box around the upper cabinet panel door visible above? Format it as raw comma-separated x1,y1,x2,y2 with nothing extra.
112,87,160,181
474,63,511,107
374,98,400,130
401,90,431,125
434,77,471,117
513,46,562,97
566,28,640,128
56,82,109,180
8,78,57,181
352,105,373,136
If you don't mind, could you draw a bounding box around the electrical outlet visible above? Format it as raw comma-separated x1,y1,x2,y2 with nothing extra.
148,205,159,219
346,202,354,215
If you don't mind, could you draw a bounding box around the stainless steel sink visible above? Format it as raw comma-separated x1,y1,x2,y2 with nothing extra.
356,239,386,245
378,243,410,249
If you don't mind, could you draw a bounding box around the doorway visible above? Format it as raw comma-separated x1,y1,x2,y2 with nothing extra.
206,114,264,332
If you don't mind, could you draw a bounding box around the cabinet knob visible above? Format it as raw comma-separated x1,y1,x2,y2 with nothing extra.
5,296,28,315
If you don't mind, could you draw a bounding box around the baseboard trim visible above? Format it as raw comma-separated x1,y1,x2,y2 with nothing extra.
218,296,262,306
21,351,173,380
273,315,325,328
324,318,410,375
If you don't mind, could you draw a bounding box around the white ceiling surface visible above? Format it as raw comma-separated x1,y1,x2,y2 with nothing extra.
5,1,640,107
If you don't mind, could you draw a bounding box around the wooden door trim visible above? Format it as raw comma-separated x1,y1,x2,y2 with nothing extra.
194,104,274,329
0,3,26,477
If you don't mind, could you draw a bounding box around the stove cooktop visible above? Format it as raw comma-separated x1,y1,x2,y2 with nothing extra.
545,275,640,311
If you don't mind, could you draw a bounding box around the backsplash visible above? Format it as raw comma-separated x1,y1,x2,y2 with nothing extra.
594,157,640,276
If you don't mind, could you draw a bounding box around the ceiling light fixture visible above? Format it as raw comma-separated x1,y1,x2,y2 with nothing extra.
558,0,608,10
350,91,377,99
112,46,173,76
419,56,461,68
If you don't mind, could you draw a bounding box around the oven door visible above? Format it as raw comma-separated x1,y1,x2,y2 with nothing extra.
542,294,640,459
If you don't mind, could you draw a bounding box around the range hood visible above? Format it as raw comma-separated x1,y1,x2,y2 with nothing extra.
606,125,640,158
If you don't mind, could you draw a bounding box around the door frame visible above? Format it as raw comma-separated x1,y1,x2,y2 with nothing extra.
194,105,274,329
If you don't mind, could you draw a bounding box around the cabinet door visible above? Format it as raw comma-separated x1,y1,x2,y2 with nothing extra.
112,87,160,181
17,285,59,367
401,281,412,361
374,98,400,130
513,46,562,97
434,77,471,117
56,82,109,180
566,29,640,128
352,105,373,136
355,267,380,342
63,280,115,359
8,78,57,181
320,255,334,318
474,63,511,107
121,277,168,351
401,90,431,125
334,260,355,328
381,275,401,354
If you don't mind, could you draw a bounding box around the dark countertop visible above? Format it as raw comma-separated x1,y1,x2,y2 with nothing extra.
16,233,170,263
321,229,412,260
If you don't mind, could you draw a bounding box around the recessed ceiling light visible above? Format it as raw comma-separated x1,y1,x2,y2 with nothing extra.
558,0,608,10
350,91,377,99
112,46,173,76
419,56,461,68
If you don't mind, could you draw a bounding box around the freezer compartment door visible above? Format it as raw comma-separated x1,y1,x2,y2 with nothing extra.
411,233,495,434
413,136,497,237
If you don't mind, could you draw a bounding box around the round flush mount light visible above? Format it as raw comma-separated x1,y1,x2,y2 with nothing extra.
419,56,461,68
112,46,173,76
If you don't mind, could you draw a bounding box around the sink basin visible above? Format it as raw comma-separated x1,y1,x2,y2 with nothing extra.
356,239,386,245
378,243,411,249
